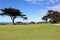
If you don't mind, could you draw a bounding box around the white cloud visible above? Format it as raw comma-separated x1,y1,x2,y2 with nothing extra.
49,0,58,3
47,4,60,11
24,0,59,4
39,4,60,14
39,10,47,14
25,0,60,14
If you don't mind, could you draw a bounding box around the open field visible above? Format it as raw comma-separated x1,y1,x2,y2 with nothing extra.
0,24,60,40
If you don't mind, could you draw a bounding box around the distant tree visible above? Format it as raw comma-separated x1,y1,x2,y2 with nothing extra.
23,17,28,20
0,7,27,24
16,21,23,25
30,21,36,24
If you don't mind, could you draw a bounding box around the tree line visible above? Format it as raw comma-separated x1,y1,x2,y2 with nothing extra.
0,7,60,25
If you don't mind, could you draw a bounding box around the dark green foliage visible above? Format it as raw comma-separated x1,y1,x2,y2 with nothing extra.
23,17,28,20
42,16,48,23
30,21,36,24
0,7,27,24
42,10,60,23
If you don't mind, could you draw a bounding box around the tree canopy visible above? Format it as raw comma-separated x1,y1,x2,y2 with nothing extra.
0,7,27,24
42,10,60,23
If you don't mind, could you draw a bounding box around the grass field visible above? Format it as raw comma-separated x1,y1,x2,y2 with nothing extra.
0,24,60,40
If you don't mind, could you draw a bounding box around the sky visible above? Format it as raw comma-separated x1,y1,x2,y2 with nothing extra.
0,0,60,23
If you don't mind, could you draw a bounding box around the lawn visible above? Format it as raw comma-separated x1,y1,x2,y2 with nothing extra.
0,24,60,40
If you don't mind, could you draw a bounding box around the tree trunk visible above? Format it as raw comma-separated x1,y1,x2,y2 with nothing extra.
12,18,15,24
11,17,16,25
46,20,47,23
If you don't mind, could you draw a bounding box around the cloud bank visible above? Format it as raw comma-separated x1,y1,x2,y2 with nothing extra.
47,4,60,11
39,4,60,14
24,0,59,4
24,0,60,14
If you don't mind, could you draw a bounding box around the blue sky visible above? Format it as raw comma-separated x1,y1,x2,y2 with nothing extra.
0,0,60,23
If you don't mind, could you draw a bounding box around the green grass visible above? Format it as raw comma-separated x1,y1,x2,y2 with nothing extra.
0,24,60,40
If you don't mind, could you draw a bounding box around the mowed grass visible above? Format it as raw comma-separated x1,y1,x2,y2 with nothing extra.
0,24,60,40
